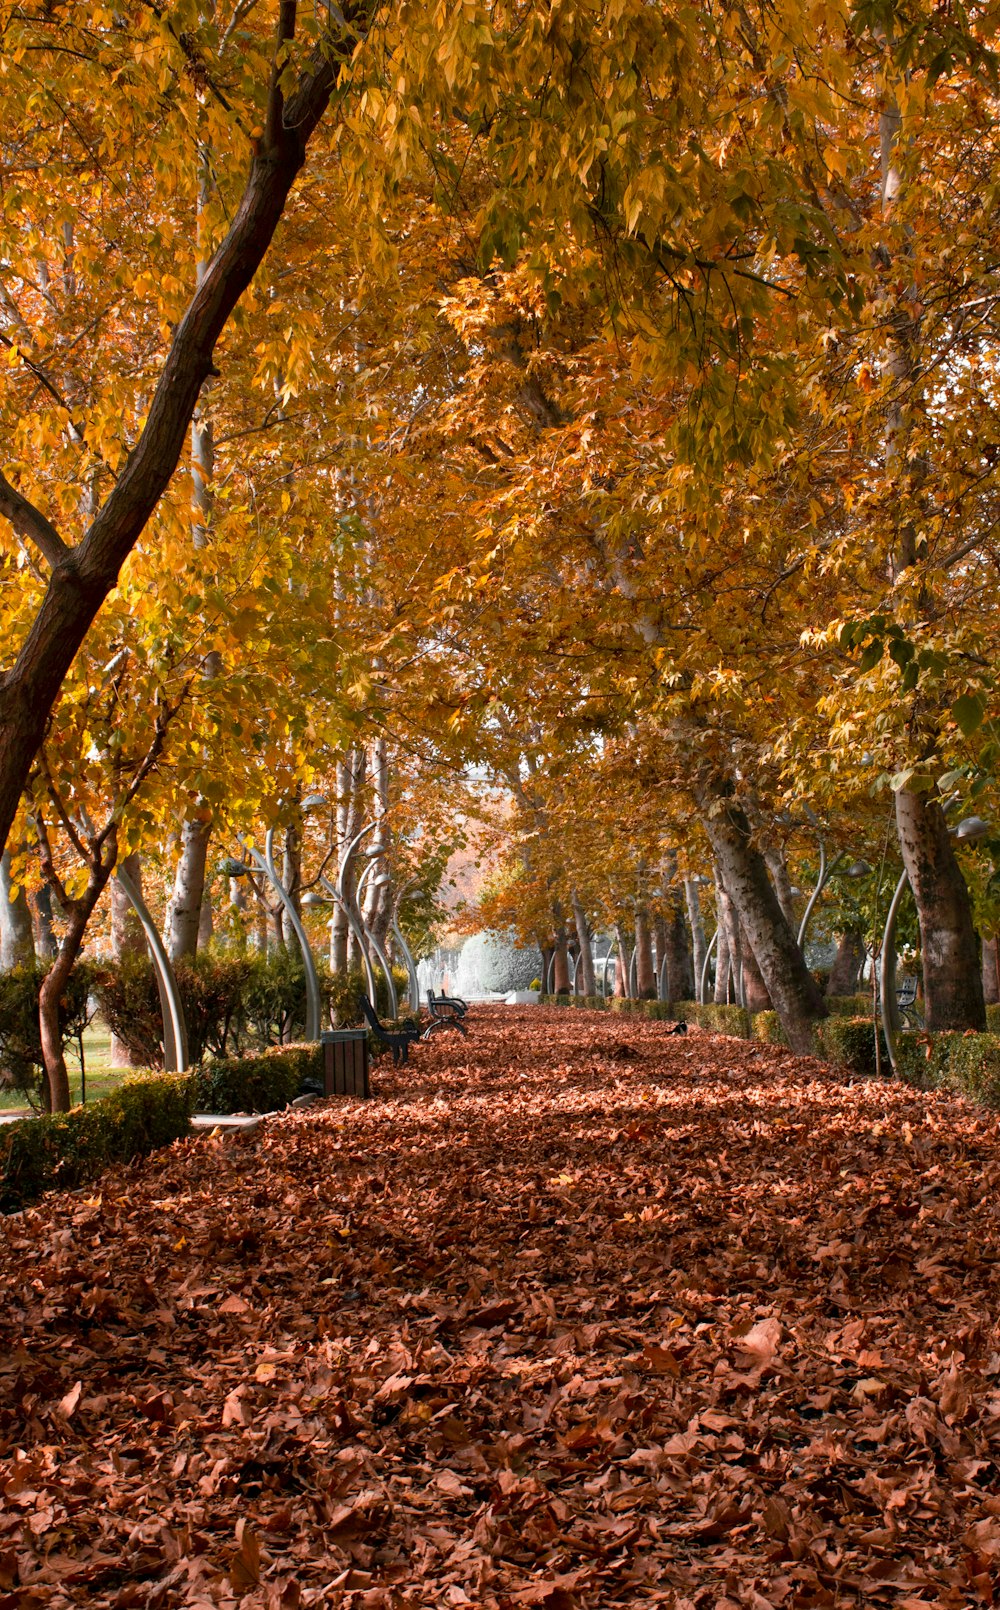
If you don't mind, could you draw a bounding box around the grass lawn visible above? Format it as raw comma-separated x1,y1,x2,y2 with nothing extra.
0,1021,130,1110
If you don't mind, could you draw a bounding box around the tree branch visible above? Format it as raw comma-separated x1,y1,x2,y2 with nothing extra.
0,471,70,568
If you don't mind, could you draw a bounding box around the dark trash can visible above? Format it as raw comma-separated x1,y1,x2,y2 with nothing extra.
321,1030,370,1098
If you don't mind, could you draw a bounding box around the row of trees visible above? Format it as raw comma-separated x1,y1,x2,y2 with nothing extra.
3,1,1000,1098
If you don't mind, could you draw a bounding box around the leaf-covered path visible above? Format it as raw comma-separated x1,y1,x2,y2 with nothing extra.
3,1006,1000,1609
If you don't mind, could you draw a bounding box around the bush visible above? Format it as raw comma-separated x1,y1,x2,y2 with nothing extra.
826,994,872,1018
0,1072,194,1212
986,1004,1000,1034
752,1010,786,1045
0,962,95,1102
696,1003,752,1038
815,1015,888,1078
894,1031,963,1091
671,1000,698,1024
191,1042,320,1114
0,1040,325,1213
945,1033,1000,1107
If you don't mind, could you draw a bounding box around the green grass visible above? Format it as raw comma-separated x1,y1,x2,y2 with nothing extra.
0,1022,131,1111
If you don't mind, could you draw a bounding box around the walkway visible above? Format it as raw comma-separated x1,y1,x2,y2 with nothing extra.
2,1006,999,1607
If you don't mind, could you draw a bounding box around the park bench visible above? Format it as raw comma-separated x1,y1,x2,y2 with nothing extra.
359,996,422,1066
423,990,469,1038
896,977,922,1029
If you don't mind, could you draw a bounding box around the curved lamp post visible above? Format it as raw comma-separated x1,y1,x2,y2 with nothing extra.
879,813,990,1074
389,877,421,1015
698,927,719,1007
354,860,399,1018
113,864,189,1072
601,945,618,999
238,830,322,1041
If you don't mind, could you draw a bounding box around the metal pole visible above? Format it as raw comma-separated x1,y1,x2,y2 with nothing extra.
602,947,617,998
390,877,421,1015
658,953,668,1002
798,844,846,949
879,868,908,1076
320,874,378,1007
354,861,399,1018
240,832,321,1041
628,947,637,999
114,865,190,1072
699,928,718,1007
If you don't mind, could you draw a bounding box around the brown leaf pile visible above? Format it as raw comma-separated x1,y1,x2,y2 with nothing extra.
3,1006,1000,1609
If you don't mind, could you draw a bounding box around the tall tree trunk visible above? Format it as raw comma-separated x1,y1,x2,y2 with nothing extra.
39,854,116,1111
982,936,1000,1007
0,849,35,970
829,927,865,996
741,927,772,1012
698,792,826,1052
765,845,798,932
715,881,741,1005
895,790,985,1031
552,903,571,994
165,817,212,963
660,876,695,1002
571,890,595,996
684,878,707,997
110,850,145,1067
713,893,730,1004
634,907,656,998
614,919,631,998
198,886,214,950
32,883,56,961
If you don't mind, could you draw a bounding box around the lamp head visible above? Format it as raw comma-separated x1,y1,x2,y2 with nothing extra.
956,815,991,841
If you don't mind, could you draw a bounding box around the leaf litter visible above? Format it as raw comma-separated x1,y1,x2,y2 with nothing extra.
3,1005,1000,1608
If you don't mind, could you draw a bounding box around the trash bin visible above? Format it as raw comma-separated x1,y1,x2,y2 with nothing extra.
321,1029,370,1097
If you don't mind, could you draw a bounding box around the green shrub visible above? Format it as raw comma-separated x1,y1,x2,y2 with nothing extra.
0,1072,194,1213
944,1033,1000,1107
986,1004,1000,1034
815,1015,888,1077
697,1003,752,1038
826,993,872,1018
894,1031,962,1091
643,1001,674,1021
0,1040,326,1213
752,1010,786,1045
191,1043,320,1114
0,962,95,1102
671,1000,698,1024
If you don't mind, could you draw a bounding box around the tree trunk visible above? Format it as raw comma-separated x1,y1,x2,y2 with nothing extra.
571,890,595,996
741,927,772,1012
614,919,631,998
698,793,827,1052
634,907,656,998
661,882,695,1002
198,886,214,950
715,882,741,1005
0,11,371,865
829,927,865,996
40,854,116,1111
32,883,56,961
552,904,571,994
895,789,985,1031
982,937,1000,1007
713,898,730,1004
684,878,707,996
110,850,146,1067
0,849,35,970
765,845,798,932
165,817,212,963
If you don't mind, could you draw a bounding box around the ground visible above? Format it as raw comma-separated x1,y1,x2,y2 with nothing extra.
2,1005,1000,1609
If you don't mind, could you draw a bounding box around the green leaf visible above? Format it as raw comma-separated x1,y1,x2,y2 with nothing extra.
952,692,987,738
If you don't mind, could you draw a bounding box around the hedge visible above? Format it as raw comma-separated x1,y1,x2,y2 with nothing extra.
0,1041,323,1214
825,994,873,1018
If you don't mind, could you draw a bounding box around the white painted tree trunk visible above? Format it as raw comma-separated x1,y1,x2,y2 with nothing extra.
0,849,35,970
165,818,212,963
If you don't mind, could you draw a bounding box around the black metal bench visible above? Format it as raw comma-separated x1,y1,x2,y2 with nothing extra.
359,996,422,1065
423,990,469,1037
897,977,922,1030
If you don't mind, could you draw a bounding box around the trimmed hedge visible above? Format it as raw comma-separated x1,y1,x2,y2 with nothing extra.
752,1010,786,1046
986,1004,1000,1034
826,994,873,1018
945,1033,1000,1107
0,1041,323,1214
813,1015,888,1078
696,1003,752,1038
